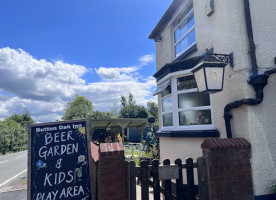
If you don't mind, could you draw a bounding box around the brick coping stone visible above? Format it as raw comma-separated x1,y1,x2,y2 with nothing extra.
201,138,251,150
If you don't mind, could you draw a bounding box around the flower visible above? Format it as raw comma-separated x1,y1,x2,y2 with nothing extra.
36,160,43,168
78,155,85,163
36,160,46,169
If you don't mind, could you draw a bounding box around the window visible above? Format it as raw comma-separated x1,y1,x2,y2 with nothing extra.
161,84,173,127
177,76,212,126
160,75,213,130
173,5,196,58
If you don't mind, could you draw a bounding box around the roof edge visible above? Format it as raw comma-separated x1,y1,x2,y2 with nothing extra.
149,0,183,40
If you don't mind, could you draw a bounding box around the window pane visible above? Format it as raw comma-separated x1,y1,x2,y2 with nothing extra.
175,28,196,57
161,84,171,97
162,96,172,112
178,92,210,108
177,76,197,90
174,11,195,43
179,110,212,125
163,113,173,126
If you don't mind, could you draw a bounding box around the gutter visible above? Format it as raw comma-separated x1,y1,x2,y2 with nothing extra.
223,0,276,138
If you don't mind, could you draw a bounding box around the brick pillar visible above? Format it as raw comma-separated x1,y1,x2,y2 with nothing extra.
98,142,126,200
201,138,254,200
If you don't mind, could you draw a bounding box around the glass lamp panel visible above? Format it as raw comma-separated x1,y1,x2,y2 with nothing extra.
162,96,172,112
178,92,210,108
163,113,173,126
179,110,212,126
177,76,197,91
194,67,206,92
205,67,224,90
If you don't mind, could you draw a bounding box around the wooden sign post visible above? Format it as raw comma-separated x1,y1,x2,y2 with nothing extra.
28,119,92,200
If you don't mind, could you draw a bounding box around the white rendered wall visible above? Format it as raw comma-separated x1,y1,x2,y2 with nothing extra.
155,0,276,196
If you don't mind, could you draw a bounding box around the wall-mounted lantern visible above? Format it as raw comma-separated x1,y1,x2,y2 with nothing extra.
191,53,233,93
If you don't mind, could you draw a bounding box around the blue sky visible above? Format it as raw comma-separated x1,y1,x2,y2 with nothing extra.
0,0,171,122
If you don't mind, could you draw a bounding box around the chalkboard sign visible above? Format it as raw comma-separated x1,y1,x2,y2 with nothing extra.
28,119,92,200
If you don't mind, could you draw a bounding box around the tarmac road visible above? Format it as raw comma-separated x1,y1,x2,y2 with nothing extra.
0,150,27,187
0,151,28,200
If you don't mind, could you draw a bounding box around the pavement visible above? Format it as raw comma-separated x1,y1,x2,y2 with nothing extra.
0,151,27,185
0,171,27,200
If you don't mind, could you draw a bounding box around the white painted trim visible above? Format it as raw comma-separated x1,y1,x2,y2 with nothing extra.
173,9,194,34
175,40,196,59
173,8,196,58
153,80,171,96
177,106,212,112
161,124,214,131
157,71,193,86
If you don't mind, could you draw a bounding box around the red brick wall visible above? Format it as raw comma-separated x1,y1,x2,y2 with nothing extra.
201,138,254,200
98,143,126,200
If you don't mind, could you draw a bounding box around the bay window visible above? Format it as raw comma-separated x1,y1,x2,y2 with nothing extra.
161,75,213,130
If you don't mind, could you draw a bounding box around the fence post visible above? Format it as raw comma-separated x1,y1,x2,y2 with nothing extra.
163,159,172,200
197,157,208,200
186,158,195,200
126,161,130,200
175,158,184,200
140,160,149,200
129,161,137,200
152,159,160,200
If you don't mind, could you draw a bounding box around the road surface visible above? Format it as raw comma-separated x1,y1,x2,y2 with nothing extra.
0,151,27,188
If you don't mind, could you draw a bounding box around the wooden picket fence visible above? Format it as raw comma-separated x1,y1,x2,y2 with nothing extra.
125,157,208,200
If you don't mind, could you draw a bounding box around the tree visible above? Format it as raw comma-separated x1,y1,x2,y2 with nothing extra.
121,96,127,108
9,112,34,127
0,112,34,154
147,102,158,122
63,95,94,120
119,93,148,118
109,102,119,118
128,93,136,106
90,111,112,119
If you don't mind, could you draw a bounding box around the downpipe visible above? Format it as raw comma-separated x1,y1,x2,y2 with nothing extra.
224,75,268,138
223,0,276,138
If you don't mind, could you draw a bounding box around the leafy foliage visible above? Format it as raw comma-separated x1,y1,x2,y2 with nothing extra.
119,93,148,118
9,112,34,126
0,112,34,155
63,95,94,120
90,111,111,119
147,102,158,122
63,95,113,120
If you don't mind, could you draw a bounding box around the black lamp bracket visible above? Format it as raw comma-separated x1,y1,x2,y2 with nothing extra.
206,52,234,68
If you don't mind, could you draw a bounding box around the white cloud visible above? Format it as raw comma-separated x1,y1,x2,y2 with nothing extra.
95,66,139,81
139,54,154,66
0,48,157,122
0,47,87,101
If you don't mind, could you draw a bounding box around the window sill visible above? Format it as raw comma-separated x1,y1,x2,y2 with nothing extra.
156,129,220,138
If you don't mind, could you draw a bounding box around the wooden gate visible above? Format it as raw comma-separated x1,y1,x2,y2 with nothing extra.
125,157,208,200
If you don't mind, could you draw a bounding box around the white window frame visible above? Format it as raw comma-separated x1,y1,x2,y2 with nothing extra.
173,8,196,58
160,73,214,131
160,84,174,128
